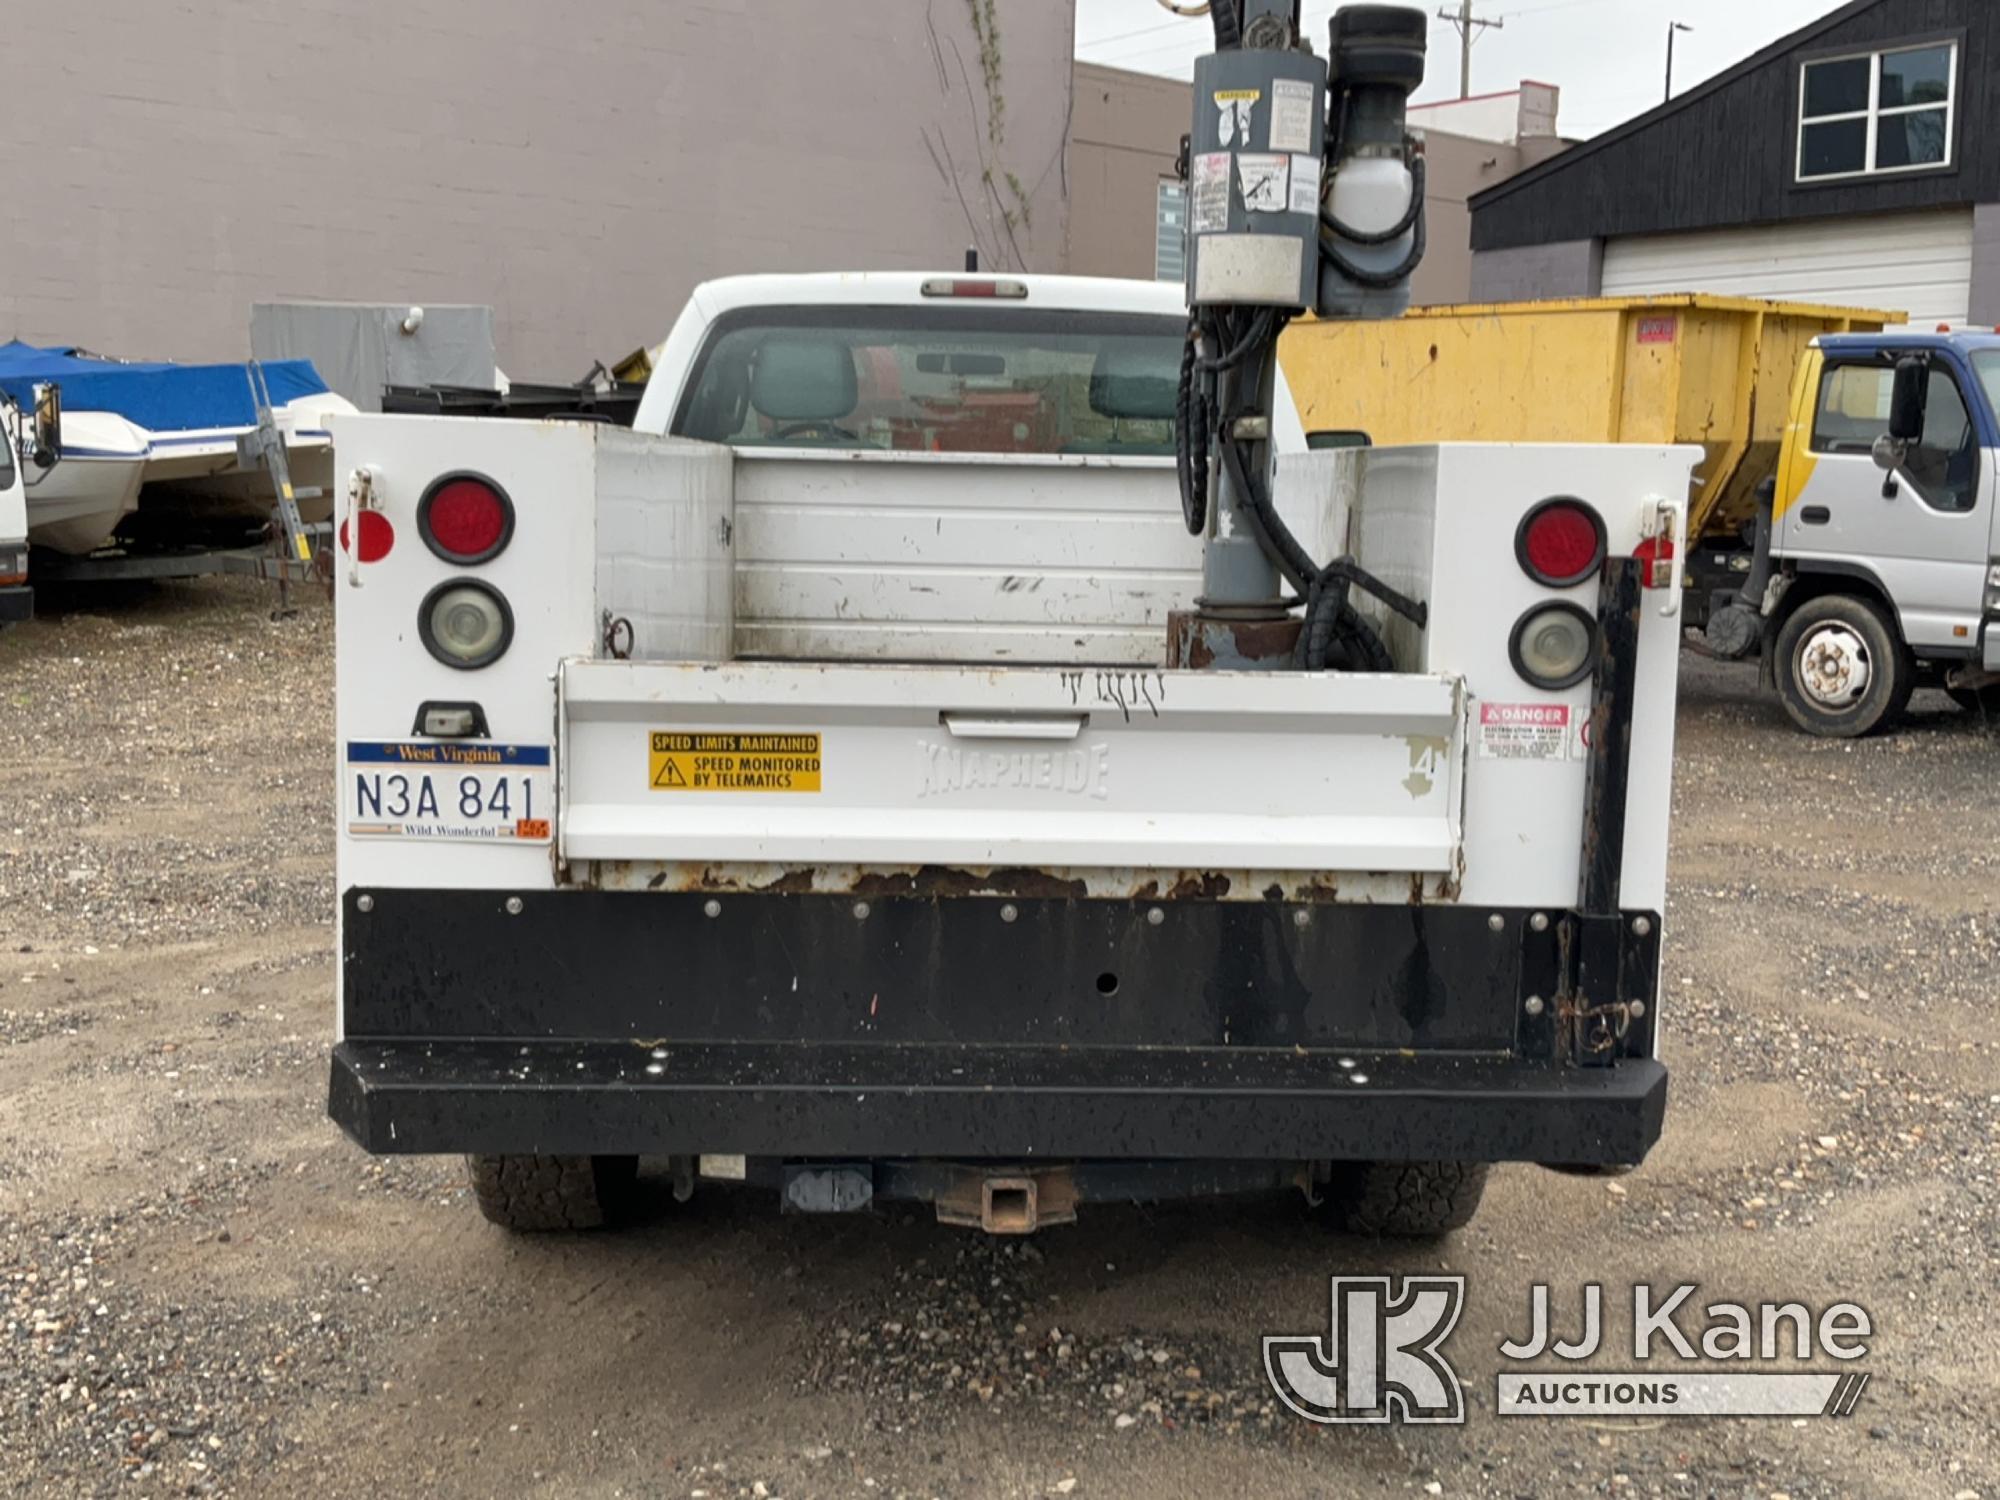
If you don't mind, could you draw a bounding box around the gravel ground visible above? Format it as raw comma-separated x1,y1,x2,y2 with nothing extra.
0,579,1995,1499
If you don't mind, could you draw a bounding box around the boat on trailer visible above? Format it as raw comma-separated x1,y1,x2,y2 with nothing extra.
0,341,355,555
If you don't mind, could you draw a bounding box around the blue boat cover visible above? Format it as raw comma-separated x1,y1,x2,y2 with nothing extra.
0,341,330,433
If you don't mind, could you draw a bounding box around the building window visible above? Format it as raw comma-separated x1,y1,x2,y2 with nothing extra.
1797,41,1955,182
1154,180,1186,282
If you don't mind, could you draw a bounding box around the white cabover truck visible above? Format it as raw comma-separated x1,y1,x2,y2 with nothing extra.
328,269,1696,1238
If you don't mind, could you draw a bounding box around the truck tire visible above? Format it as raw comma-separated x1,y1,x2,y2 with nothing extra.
1319,1160,1489,1238
467,1153,639,1231
1771,594,1911,738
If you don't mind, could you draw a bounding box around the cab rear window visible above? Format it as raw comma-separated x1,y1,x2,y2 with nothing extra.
671,307,1183,456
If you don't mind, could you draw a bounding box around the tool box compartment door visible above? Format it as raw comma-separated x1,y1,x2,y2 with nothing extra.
558,660,1464,874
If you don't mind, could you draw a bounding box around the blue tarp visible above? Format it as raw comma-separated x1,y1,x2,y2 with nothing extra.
0,341,330,433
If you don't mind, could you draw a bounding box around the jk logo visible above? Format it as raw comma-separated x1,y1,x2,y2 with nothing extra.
1264,1276,1467,1425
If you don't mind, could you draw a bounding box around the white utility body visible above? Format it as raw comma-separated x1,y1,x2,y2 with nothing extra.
0,399,28,625
329,272,1695,1237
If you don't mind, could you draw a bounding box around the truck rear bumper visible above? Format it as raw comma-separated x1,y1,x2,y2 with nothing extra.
332,885,1666,1167
329,1038,1666,1166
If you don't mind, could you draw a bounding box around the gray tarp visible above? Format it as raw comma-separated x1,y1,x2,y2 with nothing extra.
250,302,497,412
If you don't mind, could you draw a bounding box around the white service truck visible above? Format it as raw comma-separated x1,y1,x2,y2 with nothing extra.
329,2,1696,1240
328,269,1695,1236
0,395,31,626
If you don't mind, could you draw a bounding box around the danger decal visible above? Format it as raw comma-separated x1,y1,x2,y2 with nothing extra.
1477,702,1573,761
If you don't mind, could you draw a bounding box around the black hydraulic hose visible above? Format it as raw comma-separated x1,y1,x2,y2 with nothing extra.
1319,154,1426,246
1212,321,1322,598
1319,197,1427,290
1215,431,1313,592
1233,320,1316,582
1197,307,1274,373
1177,307,1278,538
1210,0,1240,51
1174,320,1208,535
1311,558,1429,629
1318,148,1428,290
1295,557,1428,672
1305,598,1396,672
1179,300,1435,672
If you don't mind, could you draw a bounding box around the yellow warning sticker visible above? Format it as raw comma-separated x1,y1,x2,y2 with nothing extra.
648,731,822,793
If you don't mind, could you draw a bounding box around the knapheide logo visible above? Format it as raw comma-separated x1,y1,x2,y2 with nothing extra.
1263,1276,1466,1425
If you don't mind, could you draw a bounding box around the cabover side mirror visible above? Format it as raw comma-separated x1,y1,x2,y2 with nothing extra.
1871,358,1926,483
1887,357,1927,443
30,382,61,469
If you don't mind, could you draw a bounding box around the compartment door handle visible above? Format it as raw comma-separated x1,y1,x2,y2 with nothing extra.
940,713,1088,741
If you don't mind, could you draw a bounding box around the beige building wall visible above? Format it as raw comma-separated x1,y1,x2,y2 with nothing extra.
1069,63,1190,282
1413,131,1538,305
3,1,1075,375
1068,63,1567,305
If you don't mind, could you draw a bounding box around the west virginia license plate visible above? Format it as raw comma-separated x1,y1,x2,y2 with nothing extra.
344,742,552,843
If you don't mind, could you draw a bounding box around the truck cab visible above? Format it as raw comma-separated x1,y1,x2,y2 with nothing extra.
1757,330,2000,733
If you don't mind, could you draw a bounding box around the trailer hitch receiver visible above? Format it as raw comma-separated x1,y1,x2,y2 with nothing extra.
934,1167,1081,1235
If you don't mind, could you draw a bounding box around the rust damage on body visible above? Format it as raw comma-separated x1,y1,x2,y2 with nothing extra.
588,861,1465,904
1167,871,1233,901
1164,610,1303,671
641,865,834,895
847,866,1090,901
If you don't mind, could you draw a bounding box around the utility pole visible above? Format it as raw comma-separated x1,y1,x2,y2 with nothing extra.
1436,1,1502,100
1665,21,1693,102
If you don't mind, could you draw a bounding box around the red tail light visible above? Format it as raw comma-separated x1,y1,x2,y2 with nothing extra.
418,473,514,564
1516,498,1606,588
337,509,395,563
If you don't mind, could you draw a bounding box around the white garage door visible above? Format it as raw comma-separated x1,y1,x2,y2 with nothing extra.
1601,210,1973,325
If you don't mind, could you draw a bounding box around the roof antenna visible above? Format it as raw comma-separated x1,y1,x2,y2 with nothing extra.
965,247,979,273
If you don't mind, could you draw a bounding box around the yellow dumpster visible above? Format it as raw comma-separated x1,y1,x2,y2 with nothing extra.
1279,295,1904,542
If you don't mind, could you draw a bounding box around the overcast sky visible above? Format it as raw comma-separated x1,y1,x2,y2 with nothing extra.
1074,0,1848,139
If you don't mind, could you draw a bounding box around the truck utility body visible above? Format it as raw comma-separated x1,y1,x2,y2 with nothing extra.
329,271,1695,1234
0,399,26,624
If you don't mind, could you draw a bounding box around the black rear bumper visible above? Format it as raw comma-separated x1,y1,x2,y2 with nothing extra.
330,1037,1666,1165
330,886,1667,1167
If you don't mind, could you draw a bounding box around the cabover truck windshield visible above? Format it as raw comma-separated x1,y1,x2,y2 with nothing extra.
328,272,1696,1238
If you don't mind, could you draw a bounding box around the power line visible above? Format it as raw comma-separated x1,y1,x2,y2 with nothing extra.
1085,33,1207,67
1074,15,1188,51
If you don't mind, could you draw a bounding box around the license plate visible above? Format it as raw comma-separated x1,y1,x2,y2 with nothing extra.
344,741,553,843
